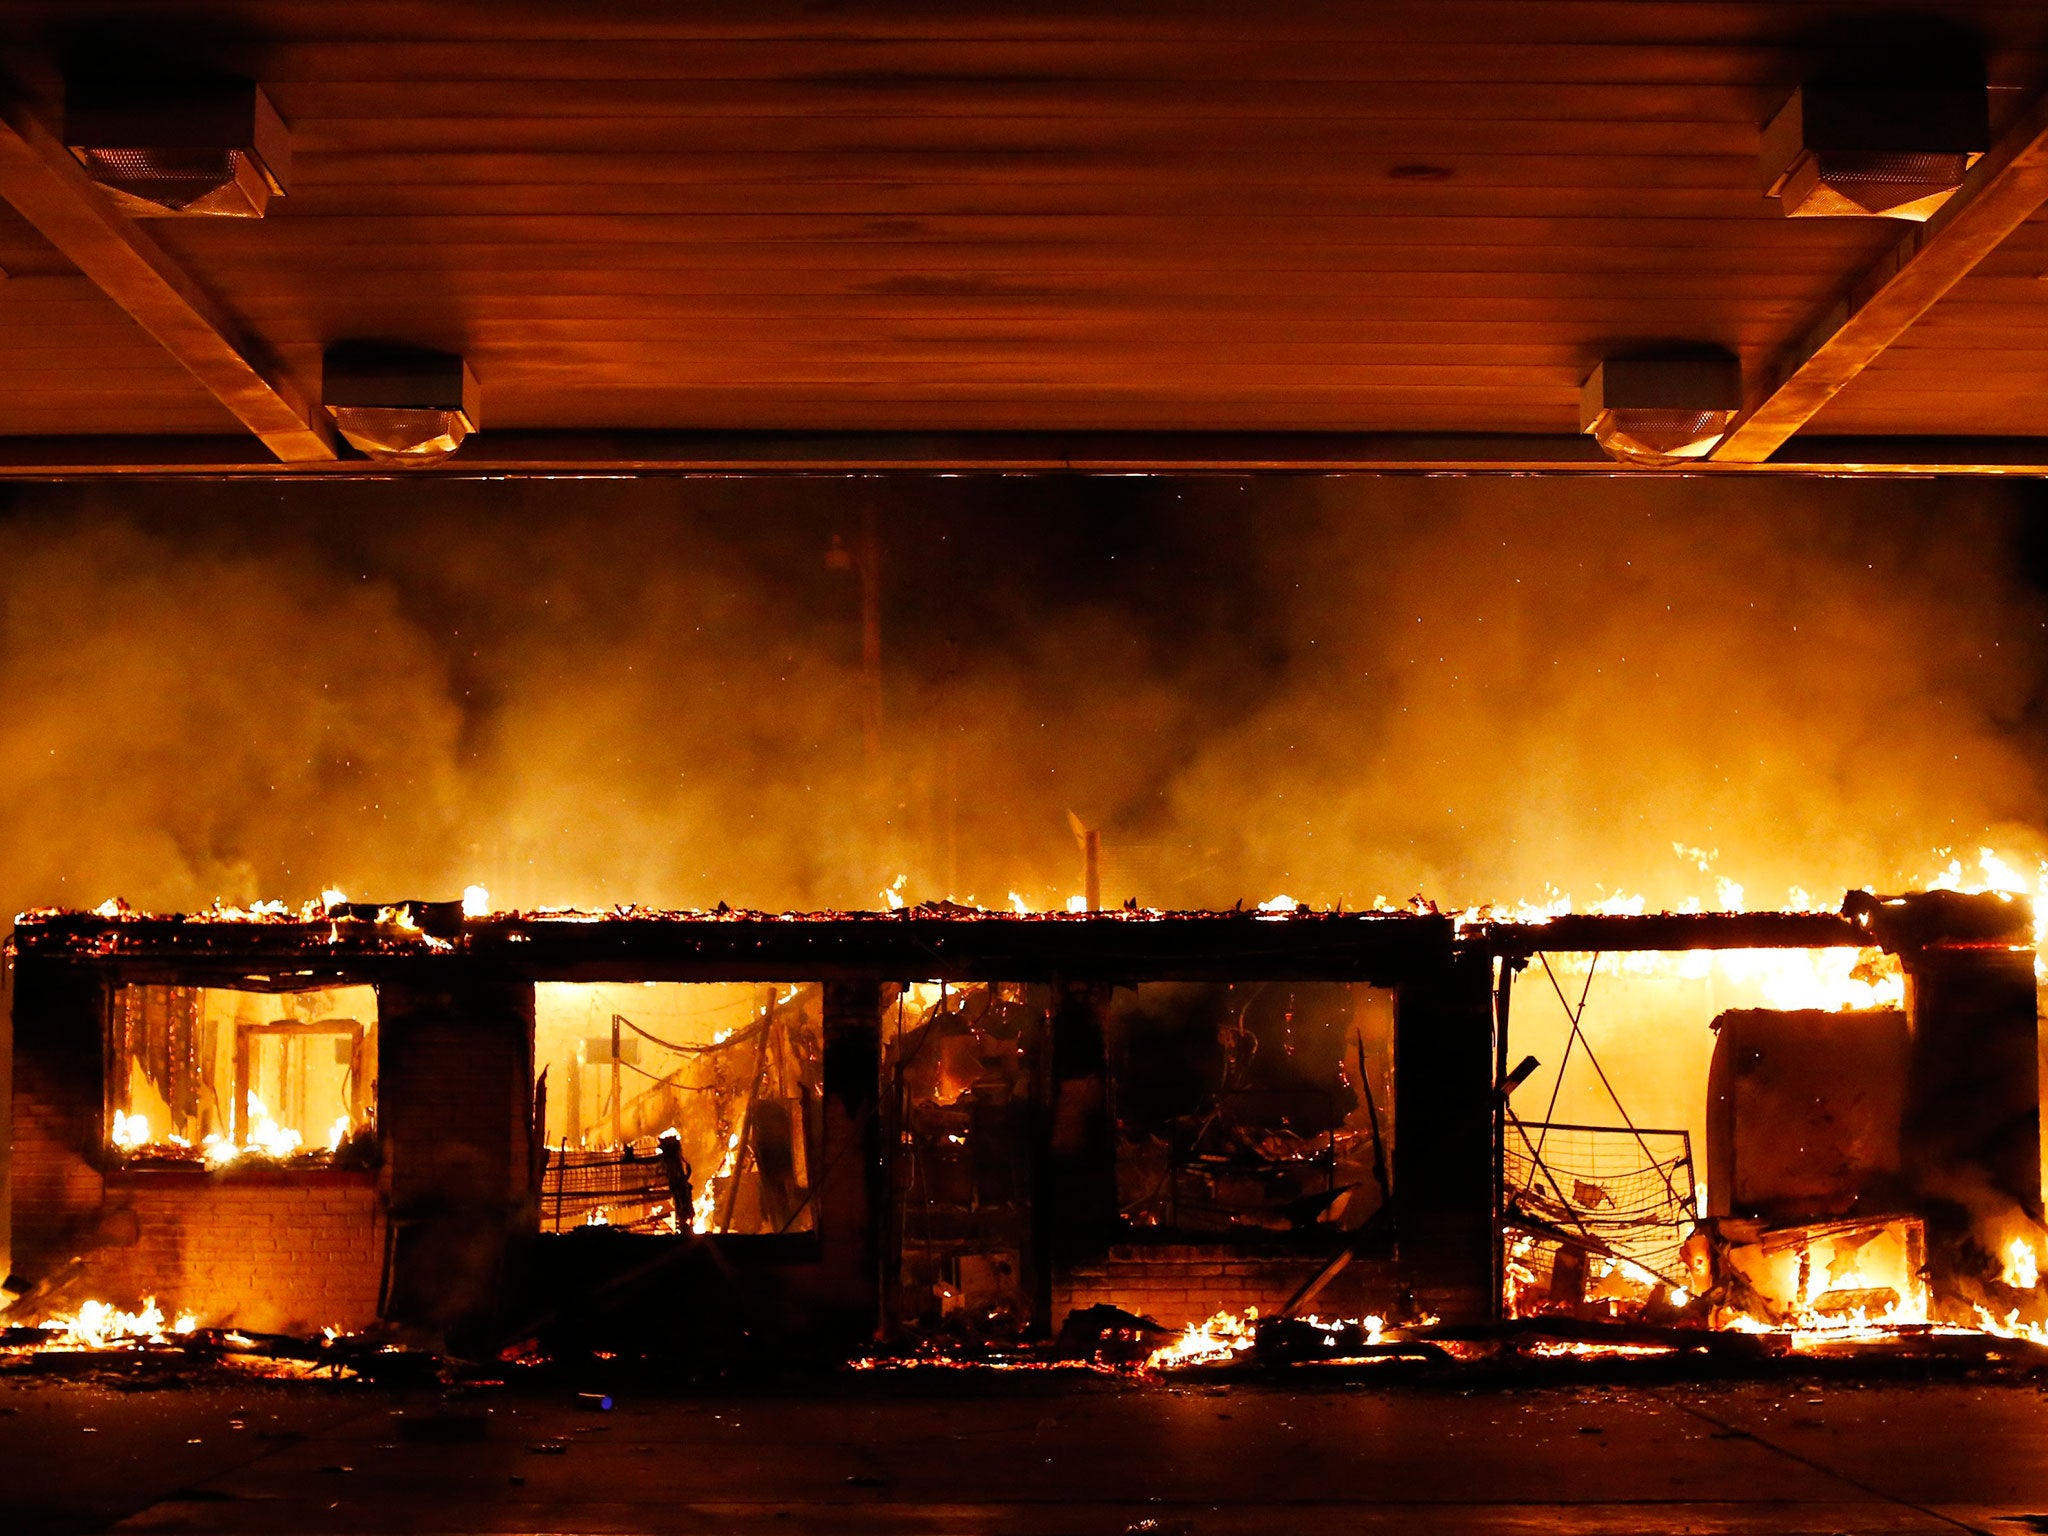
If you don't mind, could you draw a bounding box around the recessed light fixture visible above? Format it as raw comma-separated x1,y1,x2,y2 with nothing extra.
322,343,479,464
1580,355,1743,468
1761,81,1987,221
64,76,288,218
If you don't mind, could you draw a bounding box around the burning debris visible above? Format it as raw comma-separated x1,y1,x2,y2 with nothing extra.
0,1296,421,1384
34,1296,197,1349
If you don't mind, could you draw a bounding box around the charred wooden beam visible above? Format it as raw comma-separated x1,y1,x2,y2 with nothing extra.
10,908,1451,987
1395,952,1497,1322
1474,910,1872,957
819,981,884,1346
13,895,2023,989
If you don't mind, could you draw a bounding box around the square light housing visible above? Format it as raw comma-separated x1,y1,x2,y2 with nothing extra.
1761,83,1987,221
323,343,480,464
65,79,288,218
1580,356,1743,467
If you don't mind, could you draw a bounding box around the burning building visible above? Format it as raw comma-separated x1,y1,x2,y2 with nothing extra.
7,885,2037,1359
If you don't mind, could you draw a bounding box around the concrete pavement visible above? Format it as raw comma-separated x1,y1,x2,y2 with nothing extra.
7,1373,2048,1534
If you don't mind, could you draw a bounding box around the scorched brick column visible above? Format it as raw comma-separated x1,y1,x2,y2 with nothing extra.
1902,941,2043,1293
1393,952,1497,1321
1037,981,1115,1327
377,967,535,1348
818,980,883,1347
8,964,107,1277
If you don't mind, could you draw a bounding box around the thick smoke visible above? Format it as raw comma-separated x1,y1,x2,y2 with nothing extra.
0,474,2040,922
1160,477,2048,911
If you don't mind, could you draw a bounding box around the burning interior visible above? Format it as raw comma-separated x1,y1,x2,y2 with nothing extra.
532,982,820,1236
108,981,379,1166
5,887,2042,1364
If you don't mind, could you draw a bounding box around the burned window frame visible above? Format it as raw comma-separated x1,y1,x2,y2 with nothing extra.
533,979,824,1238
102,973,380,1169
1105,979,1395,1246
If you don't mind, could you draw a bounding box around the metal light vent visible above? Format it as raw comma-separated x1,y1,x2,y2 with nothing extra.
1762,84,1986,222
326,407,473,464
1587,408,1739,468
65,80,289,219
1580,357,1743,469
71,145,277,217
323,344,480,465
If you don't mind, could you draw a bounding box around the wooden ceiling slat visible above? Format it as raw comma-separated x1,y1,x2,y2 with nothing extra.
168,213,1884,253
267,185,1801,218
219,293,1804,325
265,79,1784,122
24,0,2048,49
0,353,211,372
192,269,1838,303
22,0,2015,47
183,244,1868,279
288,151,1767,192
287,116,1767,157
224,39,1814,85
417,344,1607,368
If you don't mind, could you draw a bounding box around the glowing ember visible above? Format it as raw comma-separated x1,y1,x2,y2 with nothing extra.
1147,1308,1259,1369
1525,1341,1678,1359
461,883,491,917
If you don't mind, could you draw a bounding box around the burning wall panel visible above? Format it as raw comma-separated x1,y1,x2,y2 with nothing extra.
11,973,386,1334
1706,1007,1910,1222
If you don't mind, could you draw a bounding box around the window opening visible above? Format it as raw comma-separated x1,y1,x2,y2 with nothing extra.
108,982,378,1165
534,982,820,1234
1109,982,1392,1238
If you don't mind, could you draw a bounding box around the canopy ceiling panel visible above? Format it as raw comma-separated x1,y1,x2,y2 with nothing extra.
0,3,2045,469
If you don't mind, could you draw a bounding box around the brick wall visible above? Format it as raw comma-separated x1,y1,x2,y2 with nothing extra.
1055,1242,1399,1331
86,1169,384,1334
9,966,106,1275
1056,1246,1291,1330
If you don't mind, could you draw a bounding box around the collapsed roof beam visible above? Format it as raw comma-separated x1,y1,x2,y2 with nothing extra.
0,76,335,462
1715,89,2048,464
